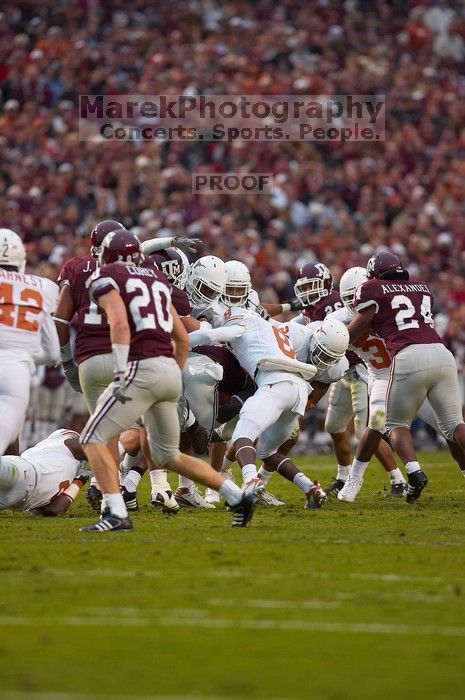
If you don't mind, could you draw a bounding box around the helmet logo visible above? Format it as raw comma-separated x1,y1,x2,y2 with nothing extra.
315,263,330,279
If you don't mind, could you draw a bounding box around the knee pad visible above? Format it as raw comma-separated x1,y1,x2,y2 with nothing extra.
369,409,386,433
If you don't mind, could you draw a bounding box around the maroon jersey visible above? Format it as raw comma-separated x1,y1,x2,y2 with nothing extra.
88,263,174,361
354,279,441,356
192,345,251,395
171,286,191,316
58,255,112,364
302,290,343,322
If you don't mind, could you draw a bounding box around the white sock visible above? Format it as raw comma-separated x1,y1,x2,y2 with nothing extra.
351,459,369,480
0,458,19,488
179,475,194,489
120,452,140,478
258,466,273,485
90,476,99,487
293,472,313,494
123,469,142,493
102,492,127,518
150,469,170,492
117,441,125,461
337,464,349,481
219,479,242,506
405,461,421,475
389,467,405,484
242,463,258,483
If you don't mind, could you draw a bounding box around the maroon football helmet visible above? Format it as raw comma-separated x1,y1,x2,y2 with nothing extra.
366,251,409,280
149,247,190,289
98,230,141,266
294,262,333,306
90,219,124,257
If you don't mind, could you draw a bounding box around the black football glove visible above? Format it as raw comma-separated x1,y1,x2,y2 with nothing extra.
172,236,202,254
288,297,305,311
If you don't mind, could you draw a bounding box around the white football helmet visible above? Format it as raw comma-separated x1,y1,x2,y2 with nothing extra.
339,267,368,313
0,228,26,273
186,255,227,306
222,260,252,307
309,318,349,368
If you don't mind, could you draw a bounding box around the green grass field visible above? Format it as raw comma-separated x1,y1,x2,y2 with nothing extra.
1,451,465,700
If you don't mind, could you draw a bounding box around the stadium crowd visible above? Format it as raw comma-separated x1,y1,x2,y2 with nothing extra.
1,0,465,441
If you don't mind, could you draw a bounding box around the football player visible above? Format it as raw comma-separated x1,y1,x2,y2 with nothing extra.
0,429,90,514
292,261,368,494
80,230,254,531
188,307,340,509
327,267,407,498
347,251,465,502
0,228,60,455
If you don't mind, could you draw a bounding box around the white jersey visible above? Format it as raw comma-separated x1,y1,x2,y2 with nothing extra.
191,288,262,328
21,429,90,510
327,307,392,380
280,320,349,384
222,306,308,391
0,268,59,366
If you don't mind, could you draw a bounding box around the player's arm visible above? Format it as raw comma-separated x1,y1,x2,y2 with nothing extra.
262,300,303,318
34,313,61,366
171,304,190,370
188,322,245,347
141,236,201,255
347,307,375,343
30,474,89,517
181,315,201,332
306,380,330,410
97,289,131,376
53,284,82,391
53,283,75,346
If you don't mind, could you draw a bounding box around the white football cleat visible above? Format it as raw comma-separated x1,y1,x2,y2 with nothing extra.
337,475,363,502
204,488,221,504
174,486,216,509
256,489,285,506
242,477,266,497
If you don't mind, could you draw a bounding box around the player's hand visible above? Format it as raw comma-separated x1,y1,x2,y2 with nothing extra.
111,374,132,404
62,360,82,393
256,306,271,321
172,236,202,253
288,297,304,311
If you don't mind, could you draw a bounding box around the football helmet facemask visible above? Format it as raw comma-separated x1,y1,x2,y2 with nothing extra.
294,262,333,307
186,255,227,307
222,260,252,307
309,318,349,369
339,267,368,313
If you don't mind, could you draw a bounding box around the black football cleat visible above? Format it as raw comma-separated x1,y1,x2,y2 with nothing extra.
385,482,407,498
326,477,345,497
80,508,133,533
86,484,102,511
230,493,255,527
121,485,139,511
406,470,428,503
